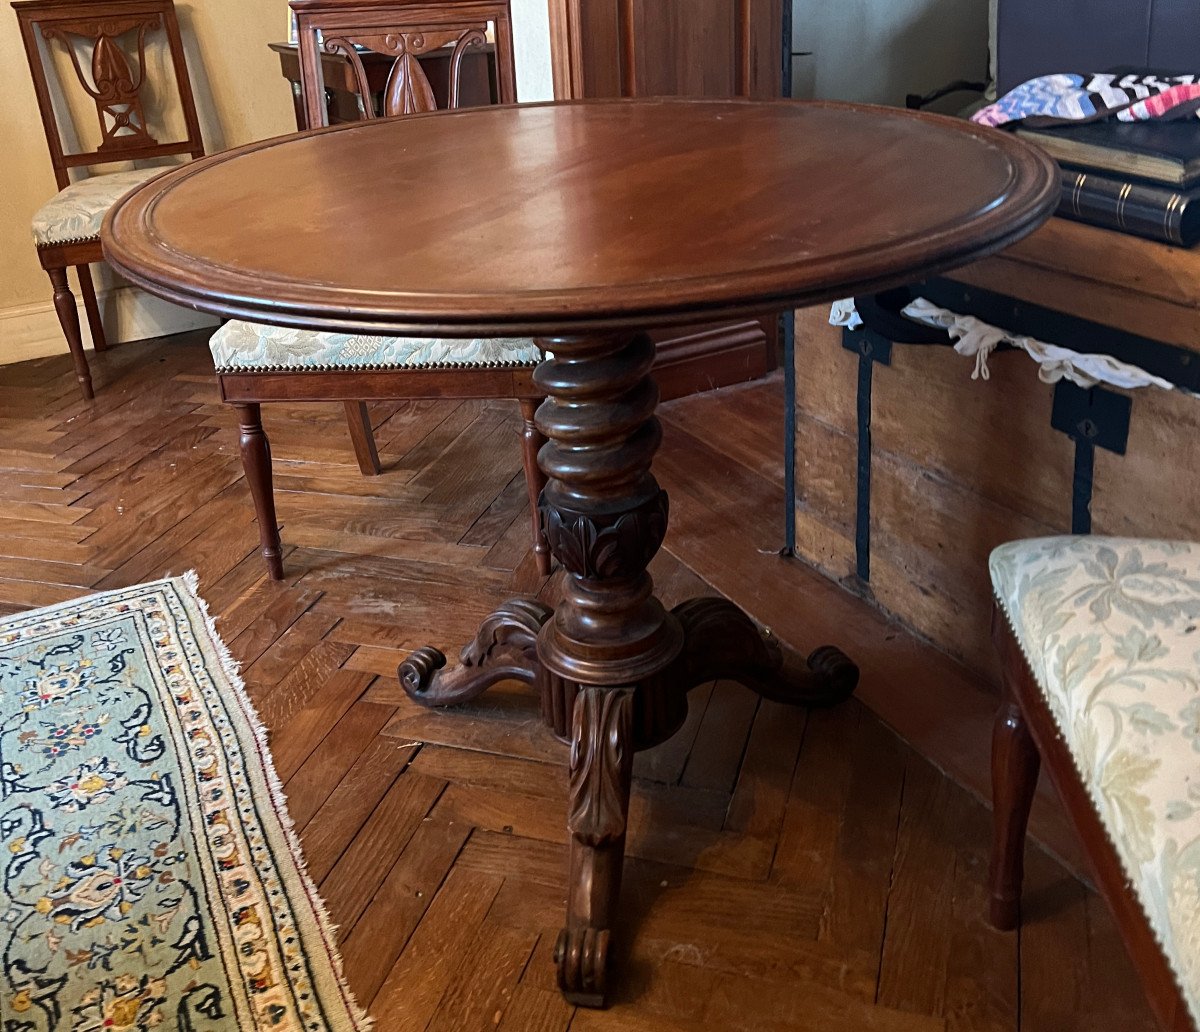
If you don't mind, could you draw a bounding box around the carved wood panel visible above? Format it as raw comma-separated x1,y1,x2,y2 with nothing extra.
15,0,204,189
292,0,518,131
320,26,488,118
41,15,161,152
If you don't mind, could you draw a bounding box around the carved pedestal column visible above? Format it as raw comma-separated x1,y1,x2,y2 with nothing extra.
398,332,859,1008
534,333,681,686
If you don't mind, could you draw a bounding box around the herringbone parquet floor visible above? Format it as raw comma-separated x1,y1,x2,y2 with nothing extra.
0,332,1156,1031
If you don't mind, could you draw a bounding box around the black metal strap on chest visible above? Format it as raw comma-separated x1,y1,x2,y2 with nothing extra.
834,279,1197,586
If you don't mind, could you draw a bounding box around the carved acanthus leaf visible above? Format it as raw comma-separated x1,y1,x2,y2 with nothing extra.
541,491,669,580
567,688,634,847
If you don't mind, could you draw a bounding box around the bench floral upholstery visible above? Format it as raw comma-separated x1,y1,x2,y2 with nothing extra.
32,166,167,246
990,536,1200,1026
209,320,542,373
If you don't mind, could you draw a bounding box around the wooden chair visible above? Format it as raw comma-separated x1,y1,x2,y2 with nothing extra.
213,0,550,581
988,536,1200,1032
14,0,204,401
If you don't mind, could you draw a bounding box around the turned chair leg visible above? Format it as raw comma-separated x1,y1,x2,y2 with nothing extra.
236,403,284,580
47,266,93,401
344,401,382,476
988,679,1042,930
77,264,108,352
519,397,551,576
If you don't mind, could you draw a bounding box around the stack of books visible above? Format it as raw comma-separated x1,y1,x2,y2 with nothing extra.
1017,121,1200,247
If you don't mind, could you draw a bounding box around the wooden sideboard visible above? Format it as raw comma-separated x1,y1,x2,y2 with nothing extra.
792,217,1200,682
546,0,785,396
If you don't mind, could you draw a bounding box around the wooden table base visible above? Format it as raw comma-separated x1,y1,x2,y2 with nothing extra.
397,333,859,1007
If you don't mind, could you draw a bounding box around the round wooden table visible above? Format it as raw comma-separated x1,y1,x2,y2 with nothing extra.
104,98,1057,1008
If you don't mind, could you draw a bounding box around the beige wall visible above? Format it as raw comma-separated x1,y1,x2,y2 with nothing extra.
0,1,300,363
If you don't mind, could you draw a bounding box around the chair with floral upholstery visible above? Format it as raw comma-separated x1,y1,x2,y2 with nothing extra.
212,0,550,582
14,0,204,401
988,536,1200,1032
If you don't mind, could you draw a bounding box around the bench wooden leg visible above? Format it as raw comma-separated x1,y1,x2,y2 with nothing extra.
344,401,382,476
236,403,284,581
519,397,551,576
988,675,1041,931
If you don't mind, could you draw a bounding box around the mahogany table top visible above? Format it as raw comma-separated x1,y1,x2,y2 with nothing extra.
103,99,1057,338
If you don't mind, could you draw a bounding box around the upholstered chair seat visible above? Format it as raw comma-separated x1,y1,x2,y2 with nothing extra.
990,535,1200,1024
209,320,542,372
32,167,167,247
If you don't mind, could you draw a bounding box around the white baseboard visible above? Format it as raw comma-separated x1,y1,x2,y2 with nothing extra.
0,284,217,366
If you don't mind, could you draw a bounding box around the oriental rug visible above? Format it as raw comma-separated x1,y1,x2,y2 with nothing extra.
0,574,370,1032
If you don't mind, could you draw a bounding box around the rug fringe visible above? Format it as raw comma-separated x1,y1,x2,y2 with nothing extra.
176,570,376,1032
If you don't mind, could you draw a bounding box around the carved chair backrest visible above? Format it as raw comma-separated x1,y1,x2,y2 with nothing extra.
14,0,204,191
290,0,517,130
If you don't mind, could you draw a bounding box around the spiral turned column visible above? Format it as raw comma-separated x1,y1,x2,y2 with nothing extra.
534,333,684,686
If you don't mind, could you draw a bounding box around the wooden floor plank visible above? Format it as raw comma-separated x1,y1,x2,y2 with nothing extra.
876,758,959,1018
703,974,945,1032
268,668,377,782
283,700,398,829
241,607,342,695
680,680,759,794
820,707,906,965
338,817,471,1002
370,868,504,1028
297,739,418,881
425,921,535,1032
1019,848,1156,1032
495,985,573,1032
318,768,447,932
221,580,319,654
0,556,109,588
941,797,1018,1032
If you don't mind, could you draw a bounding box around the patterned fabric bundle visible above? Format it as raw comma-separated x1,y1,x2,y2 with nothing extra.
827,298,1183,394
973,71,1200,128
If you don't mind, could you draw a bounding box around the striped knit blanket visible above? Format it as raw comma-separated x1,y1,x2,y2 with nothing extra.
973,71,1200,128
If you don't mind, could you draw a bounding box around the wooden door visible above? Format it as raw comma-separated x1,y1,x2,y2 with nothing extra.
548,0,783,399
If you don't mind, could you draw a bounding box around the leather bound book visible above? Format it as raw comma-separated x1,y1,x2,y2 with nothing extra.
1058,166,1200,246
1018,120,1200,186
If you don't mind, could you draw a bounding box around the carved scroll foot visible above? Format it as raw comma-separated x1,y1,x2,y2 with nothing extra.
671,597,859,708
555,685,635,1008
398,598,552,707
555,927,610,1008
